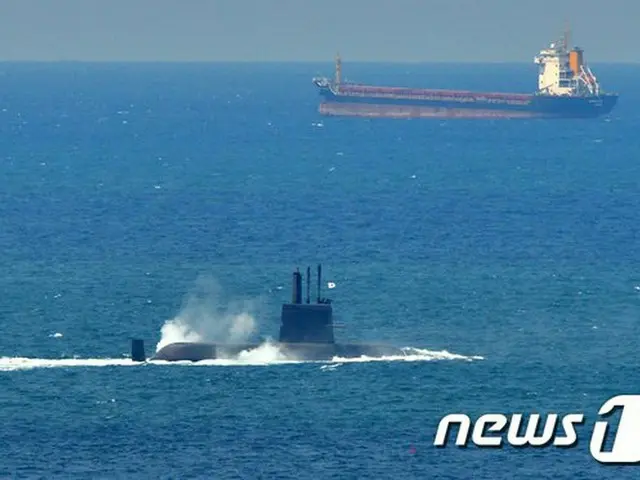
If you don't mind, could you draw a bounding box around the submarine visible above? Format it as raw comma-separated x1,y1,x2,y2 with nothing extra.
130,264,408,362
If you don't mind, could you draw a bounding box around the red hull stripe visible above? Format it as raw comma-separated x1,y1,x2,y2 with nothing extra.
319,102,541,119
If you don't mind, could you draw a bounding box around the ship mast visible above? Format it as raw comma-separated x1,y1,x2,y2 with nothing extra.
334,52,342,86
563,20,571,52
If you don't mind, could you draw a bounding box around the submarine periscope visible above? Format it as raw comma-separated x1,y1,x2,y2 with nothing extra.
130,264,408,363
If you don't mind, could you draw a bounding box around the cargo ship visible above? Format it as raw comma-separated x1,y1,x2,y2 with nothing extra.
312,29,618,119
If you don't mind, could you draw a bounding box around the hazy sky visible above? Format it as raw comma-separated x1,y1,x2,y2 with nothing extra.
0,0,637,62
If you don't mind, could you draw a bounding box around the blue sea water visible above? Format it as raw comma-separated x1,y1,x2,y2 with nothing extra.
0,61,639,479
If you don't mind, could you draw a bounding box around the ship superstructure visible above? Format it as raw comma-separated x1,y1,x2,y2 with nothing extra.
534,29,600,97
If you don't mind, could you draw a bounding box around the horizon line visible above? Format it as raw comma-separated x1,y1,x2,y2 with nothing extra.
0,59,637,65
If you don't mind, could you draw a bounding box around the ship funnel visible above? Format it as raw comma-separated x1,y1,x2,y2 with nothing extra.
569,47,584,76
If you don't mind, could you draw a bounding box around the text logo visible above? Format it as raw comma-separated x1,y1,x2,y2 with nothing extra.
434,394,640,464
590,395,640,464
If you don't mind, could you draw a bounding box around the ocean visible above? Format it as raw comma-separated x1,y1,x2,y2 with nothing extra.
0,61,639,478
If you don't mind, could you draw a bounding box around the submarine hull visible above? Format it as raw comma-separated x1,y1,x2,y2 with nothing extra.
151,341,407,362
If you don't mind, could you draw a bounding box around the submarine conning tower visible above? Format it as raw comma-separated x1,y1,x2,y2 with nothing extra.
278,264,334,344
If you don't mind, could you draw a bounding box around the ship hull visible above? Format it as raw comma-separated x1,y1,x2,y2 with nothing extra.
316,86,618,119
151,341,407,362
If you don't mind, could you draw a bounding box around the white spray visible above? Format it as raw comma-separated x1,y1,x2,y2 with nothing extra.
155,275,259,352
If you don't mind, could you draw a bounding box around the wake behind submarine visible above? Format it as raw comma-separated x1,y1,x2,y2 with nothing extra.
130,264,408,362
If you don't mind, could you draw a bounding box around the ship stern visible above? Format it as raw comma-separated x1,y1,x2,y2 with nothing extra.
600,93,619,116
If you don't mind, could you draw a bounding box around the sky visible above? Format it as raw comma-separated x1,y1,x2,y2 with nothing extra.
0,0,637,62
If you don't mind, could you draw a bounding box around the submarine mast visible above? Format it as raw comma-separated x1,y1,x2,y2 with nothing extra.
292,268,302,304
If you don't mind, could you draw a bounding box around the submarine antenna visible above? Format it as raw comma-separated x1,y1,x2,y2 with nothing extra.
306,266,311,304
292,269,296,303
317,264,322,303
